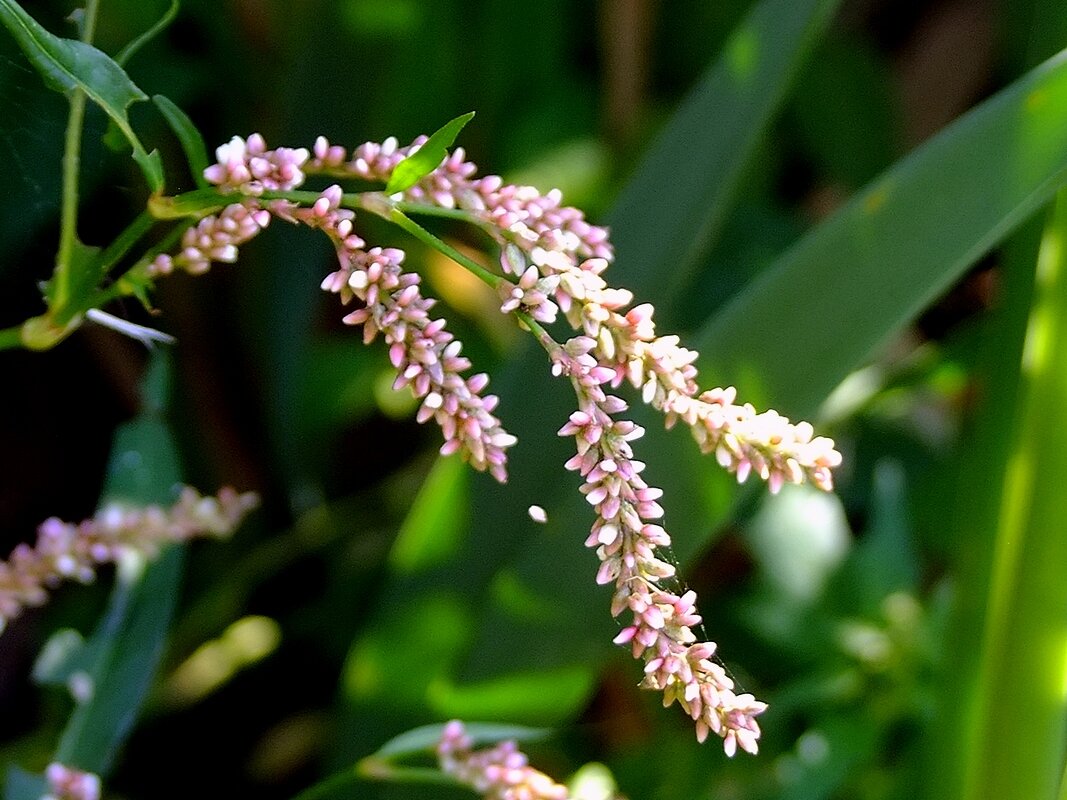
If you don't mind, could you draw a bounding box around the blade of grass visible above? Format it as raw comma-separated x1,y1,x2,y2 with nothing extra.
961,189,1067,800
53,353,185,775
696,47,1067,418
608,0,841,311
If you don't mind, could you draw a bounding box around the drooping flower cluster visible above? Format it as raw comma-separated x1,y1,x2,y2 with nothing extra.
298,186,516,481
147,131,843,752
301,134,841,492
551,337,766,755
42,763,101,800
0,487,259,634
437,721,570,800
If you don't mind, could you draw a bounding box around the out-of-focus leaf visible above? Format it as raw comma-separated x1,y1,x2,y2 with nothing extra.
608,0,841,310
0,0,162,190
389,456,468,574
52,353,185,774
32,628,95,688
697,48,1067,418
2,766,45,800
385,111,474,194
790,35,897,187
775,716,881,800
154,93,210,189
828,459,917,616
373,721,551,760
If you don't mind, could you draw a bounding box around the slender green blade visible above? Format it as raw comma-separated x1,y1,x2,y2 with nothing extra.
608,0,841,305
964,190,1067,800
374,722,551,760
696,48,1067,418
0,0,162,190
154,94,211,189
52,354,184,774
386,111,475,194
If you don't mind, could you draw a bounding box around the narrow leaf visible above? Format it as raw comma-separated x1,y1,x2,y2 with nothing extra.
154,94,211,189
965,189,1067,799
608,0,841,306
374,722,551,760
696,47,1067,418
385,111,475,194
0,0,163,191
52,353,184,774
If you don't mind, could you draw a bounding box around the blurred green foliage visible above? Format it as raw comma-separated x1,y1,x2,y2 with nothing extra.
1,2,1067,800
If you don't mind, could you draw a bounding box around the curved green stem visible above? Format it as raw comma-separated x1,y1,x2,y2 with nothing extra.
96,210,156,277
0,325,24,350
386,207,505,290
52,0,99,311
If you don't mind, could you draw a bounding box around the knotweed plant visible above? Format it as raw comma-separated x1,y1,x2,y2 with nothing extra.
132,123,841,756
0,6,840,795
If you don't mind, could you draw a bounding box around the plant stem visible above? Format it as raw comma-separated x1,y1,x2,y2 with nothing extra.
96,211,156,278
0,325,24,350
385,207,505,290
53,0,100,311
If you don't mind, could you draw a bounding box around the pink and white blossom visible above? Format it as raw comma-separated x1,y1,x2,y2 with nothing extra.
159,132,846,752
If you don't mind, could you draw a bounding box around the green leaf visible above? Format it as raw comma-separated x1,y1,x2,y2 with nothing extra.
154,94,211,189
388,456,468,574
385,111,475,194
52,353,185,775
0,0,163,191
696,47,1067,418
959,190,1067,799
607,0,842,310
44,239,100,310
374,722,551,761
